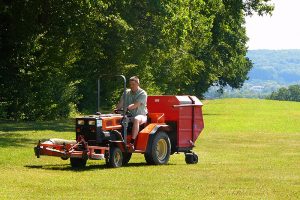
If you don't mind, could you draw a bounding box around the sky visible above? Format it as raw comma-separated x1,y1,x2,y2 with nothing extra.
246,0,300,50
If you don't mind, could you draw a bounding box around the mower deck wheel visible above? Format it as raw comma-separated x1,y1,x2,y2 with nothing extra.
185,152,198,164
70,157,87,168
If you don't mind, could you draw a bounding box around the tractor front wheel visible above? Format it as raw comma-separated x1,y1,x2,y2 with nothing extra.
107,146,123,168
70,157,87,168
144,131,171,165
123,152,132,165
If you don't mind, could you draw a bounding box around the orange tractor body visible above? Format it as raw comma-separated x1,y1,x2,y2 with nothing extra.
34,76,204,168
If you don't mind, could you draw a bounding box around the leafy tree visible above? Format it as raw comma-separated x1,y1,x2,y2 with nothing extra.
0,0,89,119
288,85,300,101
0,0,274,120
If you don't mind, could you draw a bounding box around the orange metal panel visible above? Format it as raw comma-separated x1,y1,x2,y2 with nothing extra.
148,113,165,123
102,116,122,130
135,123,162,152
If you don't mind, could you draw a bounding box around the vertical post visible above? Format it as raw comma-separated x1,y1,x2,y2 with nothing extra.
119,75,127,145
121,76,126,115
192,106,195,143
97,79,100,112
97,75,128,146
189,96,195,143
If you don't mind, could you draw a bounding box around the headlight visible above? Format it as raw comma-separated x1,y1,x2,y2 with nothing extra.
77,119,84,125
88,120,96,125
96,120,102,127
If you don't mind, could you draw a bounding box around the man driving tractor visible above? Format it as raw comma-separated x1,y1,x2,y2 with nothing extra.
116,76,148,149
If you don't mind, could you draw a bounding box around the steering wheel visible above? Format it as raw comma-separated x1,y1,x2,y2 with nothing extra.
114,109,123,114
114,109,133,117
126,109,133,117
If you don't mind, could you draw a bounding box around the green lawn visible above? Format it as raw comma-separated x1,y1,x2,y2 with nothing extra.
0,98,299,199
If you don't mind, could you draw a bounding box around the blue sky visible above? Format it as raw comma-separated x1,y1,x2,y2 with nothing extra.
246,0,300,50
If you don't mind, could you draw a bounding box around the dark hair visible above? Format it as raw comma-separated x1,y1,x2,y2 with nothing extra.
129,76,140,84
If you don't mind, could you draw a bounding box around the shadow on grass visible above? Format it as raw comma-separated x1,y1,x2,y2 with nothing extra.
0,132,37,148
0,119,74,148
24,163,106,171
0,119,74,132
24,162,175,171
203,113,222,116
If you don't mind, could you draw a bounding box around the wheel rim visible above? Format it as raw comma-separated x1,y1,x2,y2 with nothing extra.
156,139,167,161
114,151,122,166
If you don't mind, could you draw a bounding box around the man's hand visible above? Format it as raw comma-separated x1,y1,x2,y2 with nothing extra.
113,108,119,114
127,102,141,110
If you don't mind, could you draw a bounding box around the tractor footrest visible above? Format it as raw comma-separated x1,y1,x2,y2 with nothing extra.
132,150,144,153
89,153,105,160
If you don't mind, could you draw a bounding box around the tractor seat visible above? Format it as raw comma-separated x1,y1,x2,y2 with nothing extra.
126,113,165,134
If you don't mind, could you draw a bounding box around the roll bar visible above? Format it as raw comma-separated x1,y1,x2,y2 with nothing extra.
97,75,128,145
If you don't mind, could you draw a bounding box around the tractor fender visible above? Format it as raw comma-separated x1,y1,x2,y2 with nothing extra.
144,124,171,154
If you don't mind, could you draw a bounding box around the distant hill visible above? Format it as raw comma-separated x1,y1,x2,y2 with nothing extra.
247,49,300,84
205,49,300,99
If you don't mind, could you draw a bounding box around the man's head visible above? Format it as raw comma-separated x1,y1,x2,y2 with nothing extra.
129,76,140,92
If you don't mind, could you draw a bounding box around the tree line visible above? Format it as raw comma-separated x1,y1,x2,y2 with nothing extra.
268,85,300,102
0,0,273,120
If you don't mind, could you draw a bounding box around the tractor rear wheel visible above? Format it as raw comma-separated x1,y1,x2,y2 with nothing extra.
107,146,123,168
144,131,171,165
185,153,198,164
70,157,87,168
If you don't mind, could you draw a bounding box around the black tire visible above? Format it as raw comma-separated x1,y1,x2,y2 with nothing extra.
70,157,87,168
144,131,171,165
185,153,198,164
61,156,69,160
105,150,109,165
122,152,132,165
107,146,123,168
144,153,154,165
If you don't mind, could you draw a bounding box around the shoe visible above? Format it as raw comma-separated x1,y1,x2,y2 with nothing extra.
128,143,135,152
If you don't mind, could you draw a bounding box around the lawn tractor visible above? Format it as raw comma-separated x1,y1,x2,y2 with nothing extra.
34,75,204,168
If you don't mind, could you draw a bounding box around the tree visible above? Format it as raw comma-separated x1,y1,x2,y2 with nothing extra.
0,0,92,119
0,0,274,120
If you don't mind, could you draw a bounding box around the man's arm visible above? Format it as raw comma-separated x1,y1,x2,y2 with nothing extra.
128,91,146,110
127,102,141,110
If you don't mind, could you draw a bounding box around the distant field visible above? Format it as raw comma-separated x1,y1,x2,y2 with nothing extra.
0,98,299,199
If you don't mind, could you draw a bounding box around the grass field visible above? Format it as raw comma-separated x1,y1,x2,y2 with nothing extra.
0,98,299,199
